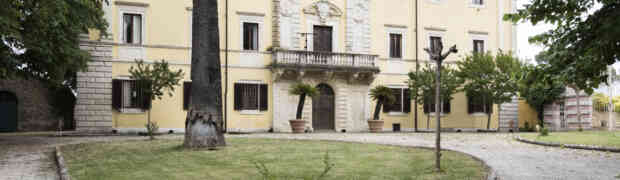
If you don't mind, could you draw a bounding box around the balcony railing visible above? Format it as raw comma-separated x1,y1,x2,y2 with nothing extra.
272,49,378,69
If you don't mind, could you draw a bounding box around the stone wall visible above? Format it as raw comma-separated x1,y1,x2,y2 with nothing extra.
0,79,59,131
73,36,114,132
543,88,593,131
498,96,519,132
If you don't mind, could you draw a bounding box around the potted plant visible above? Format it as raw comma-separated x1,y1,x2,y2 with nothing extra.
368,85,396,133
289,83,319,133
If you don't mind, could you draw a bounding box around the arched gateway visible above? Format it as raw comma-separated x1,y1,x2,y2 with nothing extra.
312,84,335,130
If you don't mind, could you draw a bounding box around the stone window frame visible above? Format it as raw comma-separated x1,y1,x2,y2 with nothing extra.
385,25,407,60
426,29,446,61
469,32,489,54
117,5,147,45
305,16,340,52
238,12,265,52
468,0,486,8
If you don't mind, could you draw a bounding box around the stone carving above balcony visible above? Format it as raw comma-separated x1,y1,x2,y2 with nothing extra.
271,49,379,84
303,0,343,24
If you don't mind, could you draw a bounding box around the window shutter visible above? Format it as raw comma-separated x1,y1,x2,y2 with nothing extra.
183,82,191,110
259,84,268,111
423,98,429,113
112,79,122,111
138,80,152,110
403,89,411,113
467,96,473,114
234,83,242,110
486,102,493,113
443,100,451,113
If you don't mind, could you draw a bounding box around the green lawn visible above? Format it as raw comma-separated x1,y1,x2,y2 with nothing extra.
521,131,620,148
62,138,488,180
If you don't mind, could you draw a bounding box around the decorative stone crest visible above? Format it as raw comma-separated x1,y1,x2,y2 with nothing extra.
280,0,297,17
303,0,343,24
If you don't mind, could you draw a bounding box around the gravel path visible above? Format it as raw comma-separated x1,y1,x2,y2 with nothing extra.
0,132,618,180
234,133,620,180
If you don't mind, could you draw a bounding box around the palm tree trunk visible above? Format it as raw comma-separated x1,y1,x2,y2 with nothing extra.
373,100,383,120
184,0,226,149
296,94,306,119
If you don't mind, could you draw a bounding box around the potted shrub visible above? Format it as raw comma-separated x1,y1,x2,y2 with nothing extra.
289,83,319,133
368,85,396,133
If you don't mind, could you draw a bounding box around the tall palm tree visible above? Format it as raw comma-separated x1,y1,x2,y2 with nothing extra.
184,0,226,148
369,86,396,120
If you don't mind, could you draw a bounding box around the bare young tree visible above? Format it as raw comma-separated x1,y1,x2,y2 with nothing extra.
184,0,226,149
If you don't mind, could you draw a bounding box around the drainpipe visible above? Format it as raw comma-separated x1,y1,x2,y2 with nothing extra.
224,0,229,133
413,0,419,132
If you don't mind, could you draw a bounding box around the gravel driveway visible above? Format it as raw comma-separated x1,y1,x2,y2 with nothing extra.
0,132,618,180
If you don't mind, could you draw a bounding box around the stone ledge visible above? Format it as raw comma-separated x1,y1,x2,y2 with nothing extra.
515,136,620,153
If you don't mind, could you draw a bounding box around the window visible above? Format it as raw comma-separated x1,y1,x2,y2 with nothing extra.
183,82,191,110
423,98,451,114
430,36,442,52
389,33,402,58
467,95,492,114
383,88,411,113
234,83,268,111
112,79,150,110
472,0,484,5
122,13,142,44
243,23,259,50
473,40,484,54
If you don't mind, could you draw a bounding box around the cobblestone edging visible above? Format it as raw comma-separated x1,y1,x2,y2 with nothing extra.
54,146,71,180
515,136,620,153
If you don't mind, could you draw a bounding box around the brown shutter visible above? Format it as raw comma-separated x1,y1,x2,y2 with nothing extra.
259,84,268,111
138,80,152,110
234,83,242,110
467,96,473,114
403,89,411,113
183,82,191,110
423,97,430,113
443,100,451,113
112,79,122,111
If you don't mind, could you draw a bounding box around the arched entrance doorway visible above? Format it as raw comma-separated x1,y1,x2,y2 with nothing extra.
0,91,18,132
312,84,335,131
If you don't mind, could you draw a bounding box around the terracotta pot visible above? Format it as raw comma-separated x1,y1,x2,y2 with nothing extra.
367,120,384,133
289,119,306,133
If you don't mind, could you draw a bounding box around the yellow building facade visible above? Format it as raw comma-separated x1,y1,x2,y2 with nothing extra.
76,0,519,133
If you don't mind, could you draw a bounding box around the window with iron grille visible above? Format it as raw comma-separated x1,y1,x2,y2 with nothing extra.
473,40,485,54
383,88,411,113
389,33,402,58
472,0,484,5
467,95,492,114
234,83,268,111
423,97,451,114
112,79,150,111
243,23,259,50
122,13,142,44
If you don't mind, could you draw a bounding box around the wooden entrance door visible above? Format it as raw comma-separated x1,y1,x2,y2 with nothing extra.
313,26,333,52
0,91,17,132
312,84,335,130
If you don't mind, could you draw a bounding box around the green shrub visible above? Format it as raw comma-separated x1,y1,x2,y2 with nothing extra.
539,127,549,136
519,121,535,132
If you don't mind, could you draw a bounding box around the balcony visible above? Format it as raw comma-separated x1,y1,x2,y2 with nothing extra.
271,49,379,83
271,49,380,72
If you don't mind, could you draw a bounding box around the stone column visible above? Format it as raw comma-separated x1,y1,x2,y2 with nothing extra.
74,34,114,132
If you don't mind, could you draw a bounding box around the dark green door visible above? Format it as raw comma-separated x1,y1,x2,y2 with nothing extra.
0,91,17,132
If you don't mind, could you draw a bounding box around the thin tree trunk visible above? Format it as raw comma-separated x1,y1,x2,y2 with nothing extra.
184,0,226,149
148,110,154,140
434,63,441,172
575,88,582,130
373,100,383,120
296,94,306,119
484,96,490,130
